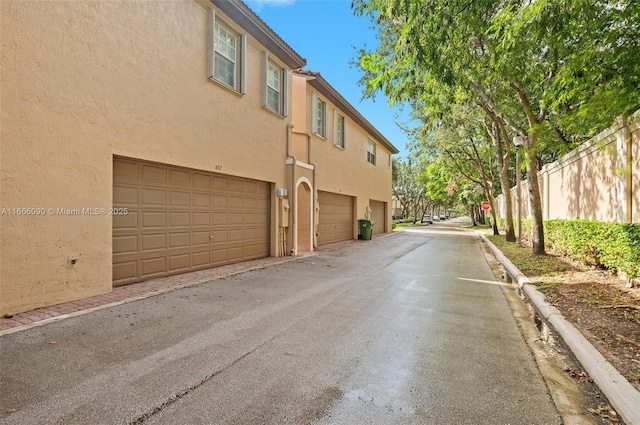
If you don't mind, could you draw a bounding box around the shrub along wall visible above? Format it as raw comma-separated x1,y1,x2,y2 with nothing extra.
497,218,640,280
545,220,640,280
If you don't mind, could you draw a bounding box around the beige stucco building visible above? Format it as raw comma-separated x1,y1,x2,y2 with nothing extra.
0,0,397,315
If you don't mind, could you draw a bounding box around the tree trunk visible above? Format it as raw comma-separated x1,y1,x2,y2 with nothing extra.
499,167,515,240
526,148,545,255
476,205,485,225
509,81,546,255
484,108,515,241
497,122,515,241
488,194,499,235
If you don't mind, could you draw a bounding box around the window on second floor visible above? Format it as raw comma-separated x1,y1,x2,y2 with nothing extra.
334,113,345,148
367,141,376,165
214,24,236,87
208,10,245,93
312,93,327,138
267,62,280,111
261,53,287,116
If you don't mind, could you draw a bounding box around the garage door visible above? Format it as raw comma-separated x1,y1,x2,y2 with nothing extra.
370,200,386,235
112,158,270,286
317,191,354,245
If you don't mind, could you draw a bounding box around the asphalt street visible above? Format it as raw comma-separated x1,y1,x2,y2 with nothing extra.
0,222,562,424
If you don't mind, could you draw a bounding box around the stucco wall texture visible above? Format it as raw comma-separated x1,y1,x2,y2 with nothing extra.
300,90,393,222
1,0,395,315
496,112,639,225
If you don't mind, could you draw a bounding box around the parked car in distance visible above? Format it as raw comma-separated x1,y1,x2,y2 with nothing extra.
422,215,433,224
439,215,446,220
432,215,439,221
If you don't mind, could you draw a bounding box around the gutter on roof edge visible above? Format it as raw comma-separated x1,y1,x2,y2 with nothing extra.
211,0,306,69
295,70,399,155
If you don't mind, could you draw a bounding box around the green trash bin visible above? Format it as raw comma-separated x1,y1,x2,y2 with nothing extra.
358,219,372,240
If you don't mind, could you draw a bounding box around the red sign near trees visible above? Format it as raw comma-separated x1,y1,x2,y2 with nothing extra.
481,201,491,211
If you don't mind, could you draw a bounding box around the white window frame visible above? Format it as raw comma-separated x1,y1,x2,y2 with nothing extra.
266,62,280,111
367,141,376,165
261,52,288,116
208,9,246,94
334,112,345,148
311,93,327,139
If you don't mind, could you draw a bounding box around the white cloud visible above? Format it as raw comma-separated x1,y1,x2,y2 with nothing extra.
248,0,296,8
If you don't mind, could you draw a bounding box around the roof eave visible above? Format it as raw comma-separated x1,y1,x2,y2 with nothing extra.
299,71,399,154
211,0,306,69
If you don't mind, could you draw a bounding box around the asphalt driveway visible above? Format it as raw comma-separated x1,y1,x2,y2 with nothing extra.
0,223,561,424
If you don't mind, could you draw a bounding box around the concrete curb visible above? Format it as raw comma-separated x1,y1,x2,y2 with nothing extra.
480,233,640,425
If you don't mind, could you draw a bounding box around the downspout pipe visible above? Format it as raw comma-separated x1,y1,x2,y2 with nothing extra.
308,133,317,249
286,123,297,256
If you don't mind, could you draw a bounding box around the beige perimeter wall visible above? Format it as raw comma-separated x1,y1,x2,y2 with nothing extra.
496,111,640,224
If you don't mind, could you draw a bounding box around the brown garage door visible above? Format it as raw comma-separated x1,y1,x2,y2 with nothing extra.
112,158,270,286
317,191,354,245
370,200,386,235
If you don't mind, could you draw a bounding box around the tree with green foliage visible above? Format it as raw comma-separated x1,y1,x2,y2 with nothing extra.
392,157,430,223
481,106,516,242
426,102,504,234
424,160,451,208
426,158,483,224
353,0,640,255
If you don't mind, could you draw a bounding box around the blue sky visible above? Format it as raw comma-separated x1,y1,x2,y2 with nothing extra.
245,0,412,159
